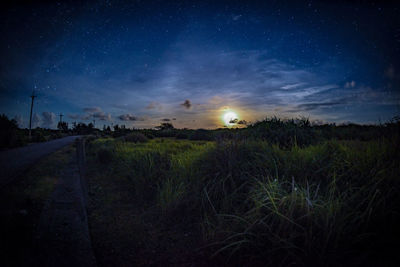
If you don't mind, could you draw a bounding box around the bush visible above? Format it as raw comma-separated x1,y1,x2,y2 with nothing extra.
189,129,214,141
156,129,176,138
124,132,148,143
143,132,154,139
0,114,24,148
175,132,189,139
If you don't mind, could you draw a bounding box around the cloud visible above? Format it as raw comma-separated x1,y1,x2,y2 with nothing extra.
311,119,325,126
68,114,80,120
146,101,162,110
32,113,41,128
83,107,102,113
281,83,305,90
42,111,56,128
228,118,247,125
288,101,345,112
181,99,192,109
152,48,336,116
118,114,144,121
81,107,111,121
13,115,23,128
93,112,111,121
81,114,92,120
23,36,398,127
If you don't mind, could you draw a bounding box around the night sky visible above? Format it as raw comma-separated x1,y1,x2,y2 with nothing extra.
1,0,399,129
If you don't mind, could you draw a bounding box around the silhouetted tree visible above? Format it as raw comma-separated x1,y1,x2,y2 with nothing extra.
0,114,24,148
155,122,174,130
0,114,18,131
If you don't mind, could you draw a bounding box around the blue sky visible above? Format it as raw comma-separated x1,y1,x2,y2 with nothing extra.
0,0,399,129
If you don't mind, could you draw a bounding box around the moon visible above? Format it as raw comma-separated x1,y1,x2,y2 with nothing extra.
223,111,239,125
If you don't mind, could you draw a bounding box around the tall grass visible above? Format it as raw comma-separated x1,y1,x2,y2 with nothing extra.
89,135,400,265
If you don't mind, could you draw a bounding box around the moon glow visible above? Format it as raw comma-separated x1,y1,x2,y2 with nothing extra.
223,111,239,126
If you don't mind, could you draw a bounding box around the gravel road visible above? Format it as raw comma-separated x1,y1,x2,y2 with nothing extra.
0,136,80,188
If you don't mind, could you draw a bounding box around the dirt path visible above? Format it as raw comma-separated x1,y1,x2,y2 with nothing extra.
35,148,96,267
0,136,80,188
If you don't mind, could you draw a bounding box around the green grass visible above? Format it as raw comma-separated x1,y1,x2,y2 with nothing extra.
87,138,215,265
87,136,400,266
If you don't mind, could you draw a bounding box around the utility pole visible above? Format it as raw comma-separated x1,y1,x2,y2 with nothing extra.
28,91,37,140
57,113,64,131
58,113,64,123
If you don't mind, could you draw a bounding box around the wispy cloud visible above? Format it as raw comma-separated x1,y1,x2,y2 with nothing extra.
83,107,102,113
287,101,346,113
146,102,162,110
32,113,41,128
83,107,111,121
68,114,80,120
13,115,24,128
93,111,111,121
118,114,145,121
18,40,399,127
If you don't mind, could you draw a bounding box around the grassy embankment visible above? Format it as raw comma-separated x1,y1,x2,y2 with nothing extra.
0,145,76,266
87,133,400,266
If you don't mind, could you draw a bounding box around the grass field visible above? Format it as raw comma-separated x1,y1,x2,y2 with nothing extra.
86,133,400,266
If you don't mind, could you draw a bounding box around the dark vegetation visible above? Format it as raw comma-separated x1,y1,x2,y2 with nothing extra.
0,114,73,149
113,116,400,146
85,116,400,266
3,112,397,150
0,114,98,149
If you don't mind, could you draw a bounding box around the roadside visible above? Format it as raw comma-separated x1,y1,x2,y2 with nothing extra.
35,138,96,267
0,136,80,188
0,145,76,267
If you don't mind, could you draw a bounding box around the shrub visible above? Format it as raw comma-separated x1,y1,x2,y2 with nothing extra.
175,132,189,139
124,132,148,143
0,114,25,148
143,132,154,139
156,129,176,138
189,129,214,141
